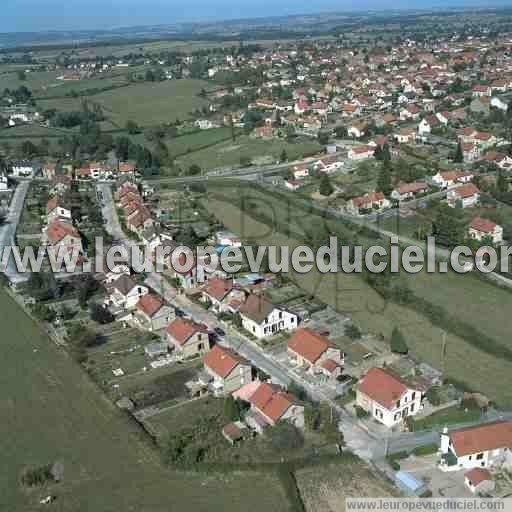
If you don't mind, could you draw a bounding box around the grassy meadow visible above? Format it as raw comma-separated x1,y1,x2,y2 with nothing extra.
0,289,291,511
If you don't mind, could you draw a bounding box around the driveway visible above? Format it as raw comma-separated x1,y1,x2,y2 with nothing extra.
399,454,473,497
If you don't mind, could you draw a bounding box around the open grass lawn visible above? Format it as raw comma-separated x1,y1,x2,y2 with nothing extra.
176,136,322,171
0,70,61,95
0,123,73,141
164,127,234,158
411,405,482,431
204,186,512,408
0,289,291,511
92,79,209,127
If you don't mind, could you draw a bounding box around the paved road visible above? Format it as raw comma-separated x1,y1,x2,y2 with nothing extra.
0,180,31,283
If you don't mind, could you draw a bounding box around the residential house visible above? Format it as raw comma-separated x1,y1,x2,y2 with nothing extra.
439,421,512,472
202,344,252,396
292,163,310,180
45,220,83,256
447,183,480,208
464,469,495,495
133,294,174,331
472,84,492,97
468,217,503,244
394,127,417,144
348,145,375,161
46,196,72,223
245,382,305,433
239,294,298,338
104,274,148,310
346,192,390,215
348,121,367,139
391,181,430,202
166,317,210,359
201,277,244,313
356,367,424,428
287,328,344,379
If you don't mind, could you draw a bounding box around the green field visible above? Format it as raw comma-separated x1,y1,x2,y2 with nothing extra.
205,185,512,408
176,136,322,171
0,289,291,511
92,79,209,127
0,70,61,94
164,127,234,157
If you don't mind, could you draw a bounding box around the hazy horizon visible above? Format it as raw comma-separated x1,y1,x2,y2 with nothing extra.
3,0,511,34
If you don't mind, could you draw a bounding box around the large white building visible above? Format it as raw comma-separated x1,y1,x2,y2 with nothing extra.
439,421,512,472
356,367,424,428
239,294,298,338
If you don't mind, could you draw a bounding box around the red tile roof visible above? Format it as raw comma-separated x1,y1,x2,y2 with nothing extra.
449,421,512,457
470,217,496,234
203,277,233,302
203,344,248,378
248,382,298,423
453,183,479,199
166,318,207,346
136,294,163,317
465,468,492,486
357,367,409,409
46,221,79,245
288,328,335,365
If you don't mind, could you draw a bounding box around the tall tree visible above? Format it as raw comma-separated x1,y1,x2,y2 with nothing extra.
377,165,392,195
454,140,464,163
390,327,408,354
319,174,334,196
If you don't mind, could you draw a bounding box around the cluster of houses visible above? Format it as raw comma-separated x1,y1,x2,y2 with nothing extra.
43,195,83,258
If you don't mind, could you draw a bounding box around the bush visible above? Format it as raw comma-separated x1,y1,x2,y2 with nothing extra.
267,422,304,452
345,323,362,340
89,303,115,324
413,443,438,457
426,386,441,406
355,406,369,419
390,327,408,354
21,464,53,487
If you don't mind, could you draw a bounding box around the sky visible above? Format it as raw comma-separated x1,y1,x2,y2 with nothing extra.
2,0,509,33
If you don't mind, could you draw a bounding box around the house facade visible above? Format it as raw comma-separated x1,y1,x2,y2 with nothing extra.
239,294,298,338
202,344,252,396
439,421,512,472
166,317,210,359
287,328,344,379
468,217,503,244
356,367,424,428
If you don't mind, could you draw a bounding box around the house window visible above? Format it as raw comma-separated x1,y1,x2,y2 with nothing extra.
279,312,282,319
410,403,415,413
394,412,401,421
396,400,400,408
412,392,416,400
198,343,204,351
477,453,484,460
252,327,255,333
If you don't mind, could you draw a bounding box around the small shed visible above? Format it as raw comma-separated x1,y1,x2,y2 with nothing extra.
395,470,428,496
222,421,249,445
465,468,495,495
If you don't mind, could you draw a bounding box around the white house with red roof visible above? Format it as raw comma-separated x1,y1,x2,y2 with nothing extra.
391,181,430,202
468,217,503,244
45,220,83,256
439,421,512,472
447,183,480,208
356,367,424,428
287,328,344,379
46,196,71,223
346,192,390,215
348,145,375,161
202,344,252,396
166,317,210,359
